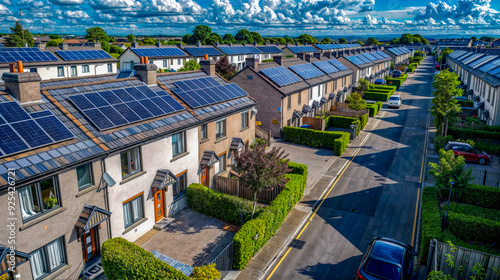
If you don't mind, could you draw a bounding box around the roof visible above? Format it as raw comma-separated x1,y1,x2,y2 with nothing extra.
448,50,500,87
256,46,283,54
129,46,189,58
284,46,317,54
182,46,222,57
200,150,219,167
75,205,111,233
314,44,361,50
215,45,261,55
151,169,177,190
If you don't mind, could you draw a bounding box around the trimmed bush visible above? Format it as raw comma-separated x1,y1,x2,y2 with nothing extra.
364,91,392,101
407,67,415,73
369,84,397,91
420,187,441,263
409,63,418,68
360,113,368,129
102,237,190,280
282,126,349,156
187,184,261,225
366,104,378,117
439,184,500,210
192,264,221,280
365,88,394,94
448,127,500,142
448,202,500,221
326,115,356,129
441,230,500,256
384,78,403,89
446,213,500,244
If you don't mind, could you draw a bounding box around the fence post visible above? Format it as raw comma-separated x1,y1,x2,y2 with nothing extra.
268,129,272,144
426,239,437,276
236,179,239,197
483,170,487,186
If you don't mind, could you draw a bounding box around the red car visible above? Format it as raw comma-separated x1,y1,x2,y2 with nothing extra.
444,142,490,165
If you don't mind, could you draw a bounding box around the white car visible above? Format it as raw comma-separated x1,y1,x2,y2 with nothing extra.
388,95,402,108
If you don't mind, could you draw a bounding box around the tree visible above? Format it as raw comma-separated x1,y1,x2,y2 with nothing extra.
182,33,192,44
356,40,364,46
400,34,414,44
235,29,252,43
85,27,109,43
142,37,157,45
250,32,264,44
320,37,331,44
215,56,237,80
127,34,135,43
346,92,367,110
222,33,235,44
414,50,425,57
284,35,294,44
179,60,201,72
470,36,478,42
49,34,60,39
206,32,222,45
366,37,379,45
46,40,59,47
430,70,463,135
297,34,317,44
479,36,494,42
390,37,400,45
276,37,287,45
441,47,454,62
413,34,429,45
356,78,369,94
339,37,347,44
5,21,34,47
232,144,291,219
192,25,212,45
429,149,472,200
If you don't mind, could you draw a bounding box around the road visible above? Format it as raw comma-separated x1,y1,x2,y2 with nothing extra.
268,57,435,280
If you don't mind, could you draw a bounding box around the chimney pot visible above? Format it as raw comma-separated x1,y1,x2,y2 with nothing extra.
273,55,283,66
134,63,158,85
9,63,16,73
200,59,216,76
204,54,208,60
245,57,258,71
2,72,42,103
17,61,24,73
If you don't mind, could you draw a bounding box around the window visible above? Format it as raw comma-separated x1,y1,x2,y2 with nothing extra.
57,66,64,77
177,59,181,65
123,62,130,70
200,124,207,140
149,60,154,64
120,147,141,178
107,63,113,73
163,60,167,67
30,237,66,280
173,172,187,198
214,153,226,174
123,194,144,228
82,65,90,73
30,68,37,73
216,119,226,139
287,119,291,126
70,66,77,77
308,88,312,100
287,95,291,109
247,75,253,80
18,177,60,221
298,91,301,105
172,132,186,157
241,111,249,129
76,163,93,190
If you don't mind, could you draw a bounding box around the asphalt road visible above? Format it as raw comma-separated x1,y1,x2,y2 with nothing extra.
268,58,435,280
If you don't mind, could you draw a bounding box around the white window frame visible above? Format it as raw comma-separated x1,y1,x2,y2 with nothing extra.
172,131,186,157
76,163,93,191
241,111,249,129
107,63,112,73
82,65,90,73
120,147,141,178
57,66,64,77
18,176,60,221
215,119,226,139
123,194,144,229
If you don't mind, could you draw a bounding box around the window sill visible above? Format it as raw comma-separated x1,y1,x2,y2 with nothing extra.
20,207,67,231
123,217,148,234
76,185,99,197
120,171,147,185
173,193,187,202
240,126,250,132
170,151,190,162
44,264,71,280
214,136,228,144
200,138,210,144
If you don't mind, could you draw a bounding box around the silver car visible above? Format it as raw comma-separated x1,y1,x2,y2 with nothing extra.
388,95,401,108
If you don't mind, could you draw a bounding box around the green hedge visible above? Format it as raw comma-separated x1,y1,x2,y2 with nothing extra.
446,213,500,244
407,67,415,73
282,126,349,156
420,187,442,263
448,127,500,142
369,84,397,91
448,202,500,221
365,88,394,94
366,101,383,117
233,165,307,270
187,184,261,225
102,237,190,280
457,100,474,107
483,125,500,132
441,230,500,256
439,184,500,210
364,90,392,101
384,78,403,89
326,115,356,129
409,63,418,68
360,113,368,129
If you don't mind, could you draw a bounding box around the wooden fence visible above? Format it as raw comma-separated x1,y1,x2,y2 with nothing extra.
302,116,325,131
326,102,370,118
214,175,284,203
428,240,500,280
471,169,500,188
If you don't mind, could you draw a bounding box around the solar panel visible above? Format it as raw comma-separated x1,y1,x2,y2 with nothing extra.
289,64,325,79
69,86,185,131
0,102,74,158
171,77,248,109
216,46,261,55
457,52,474,61
488,67,500,76
0,48,59,63
328,59,349,71
286,46,317,54
116,70,136,79
462,54,484,64
478,58,500,73
468,55,496,69
313,61,339,74
256,46,283,54
131,48,187,57
56,50,112,61
345,55,367,66
260,66,302,87
182,47,222,57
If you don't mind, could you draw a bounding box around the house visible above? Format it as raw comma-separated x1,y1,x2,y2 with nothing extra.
230,56,353,137
256,45,283,61
0,43,118,82
447,50,500,125
180,43,223,63
383,47,412,67
214,43,262,70
33,36,51,43
337,51,391,85
313,43,362,54
118,45,191,71
111,43,127,50
0,58,256,279
281,45,317,57
64,39,88,47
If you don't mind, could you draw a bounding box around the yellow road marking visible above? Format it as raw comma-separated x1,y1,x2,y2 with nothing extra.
411,188,421,247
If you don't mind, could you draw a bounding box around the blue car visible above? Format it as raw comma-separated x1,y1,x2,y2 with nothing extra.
374,79,386,85
356,237,418,280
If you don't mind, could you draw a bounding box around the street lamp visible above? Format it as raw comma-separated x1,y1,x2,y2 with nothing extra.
442,181,454,230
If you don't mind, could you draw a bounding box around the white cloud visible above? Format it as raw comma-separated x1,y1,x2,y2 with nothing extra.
414,0,500,26
50,0,84,5
0,3,12,14
64,10,90,18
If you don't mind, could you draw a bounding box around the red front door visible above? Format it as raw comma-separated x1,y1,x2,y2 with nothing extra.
82,227,97,263
154,189,164,222
200,167,209,187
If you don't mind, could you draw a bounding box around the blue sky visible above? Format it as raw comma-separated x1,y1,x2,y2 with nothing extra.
1,0,499,36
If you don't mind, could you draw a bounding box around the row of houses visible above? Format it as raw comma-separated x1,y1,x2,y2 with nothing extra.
447,49,500,125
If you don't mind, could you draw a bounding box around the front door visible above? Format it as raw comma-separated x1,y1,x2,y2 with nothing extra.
81,227,97,263
154,189,164,222
200,167,209,187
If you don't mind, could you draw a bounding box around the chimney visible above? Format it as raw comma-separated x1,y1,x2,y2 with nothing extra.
313,53,322,60
276,42,279,46
177,43,184,49
245,57,258,71
229,42,233,47
131,42,139,48
305,54,312,62
200,59,216,76
2,62,42,103
273,55,283,66
286,43,290,47
253,42,257,46
196,40,202,47
295,42,299,46
134,60,157,85
297,53,305,60
265,42,269,46
34,42,46,50
59,43,69,50
156,41,161,48
243,43,246,46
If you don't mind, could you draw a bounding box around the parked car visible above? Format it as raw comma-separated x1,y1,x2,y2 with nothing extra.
392,71,402,78
356,237,417,280
388,95,402,108
443,141,490,165
374,79,386,85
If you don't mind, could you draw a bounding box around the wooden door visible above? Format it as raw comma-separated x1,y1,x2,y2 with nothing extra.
82,227,97,263
200,167,209,187
154,189,164,222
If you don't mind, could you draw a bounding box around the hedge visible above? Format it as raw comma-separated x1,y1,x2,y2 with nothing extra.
102,237,191,280
384,78,403,89
365,88,394,94
233,165,307,270
457,100,474,107
369,84,397,91
409,63,418,68
282,126,349,156
439,184,500,210
448,202,500,221
364,90,392,101
448,127,500,141
446,212,500,244
407,67,415,73
359,113,368,129
326,115,356,129
483,125,500,132
366,101,383,117
441,230,500,256
187,184,261,225
420,187,441,263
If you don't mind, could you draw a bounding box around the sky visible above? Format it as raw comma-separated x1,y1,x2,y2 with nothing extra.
1,0,500,37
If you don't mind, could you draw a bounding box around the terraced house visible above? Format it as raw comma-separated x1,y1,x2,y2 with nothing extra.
447,50,500,125
383,47,413,67
0,57,256,280
337,51,391,85
118,45,190,72
230,56,353,138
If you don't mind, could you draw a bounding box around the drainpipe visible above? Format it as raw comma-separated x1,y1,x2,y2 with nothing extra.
101,152,112,239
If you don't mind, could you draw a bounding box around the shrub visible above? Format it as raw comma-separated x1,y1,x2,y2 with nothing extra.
282,126,349,156
482,125,500,132
101,237,190,280
364,91,392,101
369,84,397,91
440,184,500,210
409,63,418,68
359,113,368,129
446,212,500,244
191,264,221,280
441,230,500,256
434,135,454,151
365,88,394,94
366,103,378,117
448,202,500,221
187,184,261,225
407,67,415,73
475,141,500,154
326,115,356,129
457,100,474,107
448,127,500,141
384,78,403,89
420,187,442,263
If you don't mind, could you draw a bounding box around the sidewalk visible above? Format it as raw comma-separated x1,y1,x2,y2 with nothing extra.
229,112,386,280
